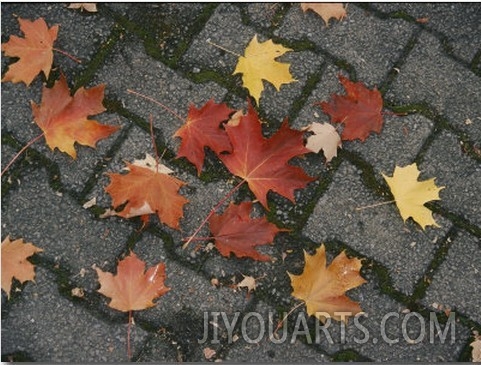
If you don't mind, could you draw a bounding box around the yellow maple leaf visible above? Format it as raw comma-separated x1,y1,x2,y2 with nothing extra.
382,163,444,230
288,244,366,323
233,34,296,104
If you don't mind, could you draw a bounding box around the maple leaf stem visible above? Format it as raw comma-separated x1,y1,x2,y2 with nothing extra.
1,132,45,177
206,39,242,58
127,310,132,360
182,179,246,249
355,199,395,211
52,47,82,63
127,89,185,123
273,301,305,337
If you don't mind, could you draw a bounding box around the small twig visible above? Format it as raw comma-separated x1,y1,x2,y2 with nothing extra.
181,236,216,243
53,47,82,63
206,39,242,58
127,89,184,123
1,132,44,177
182,179,246,249
355,200,395,211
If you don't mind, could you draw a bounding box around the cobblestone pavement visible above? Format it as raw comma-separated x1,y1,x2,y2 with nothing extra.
1,3,480,362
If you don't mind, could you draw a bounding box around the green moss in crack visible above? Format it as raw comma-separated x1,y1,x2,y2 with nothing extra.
73,24,124,91
332,349,372,362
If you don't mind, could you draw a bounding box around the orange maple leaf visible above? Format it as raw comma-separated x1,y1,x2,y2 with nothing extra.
319,74,384,141
2,17,58,86
174,99,234,175
301,3,347,26
1,235,43,299
219,101,315,209
104,154,189,230
95,251,170,312
209,201,286,261
31,74,119,158
288,244,366,323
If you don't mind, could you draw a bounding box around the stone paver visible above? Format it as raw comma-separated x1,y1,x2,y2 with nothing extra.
2,3,480,363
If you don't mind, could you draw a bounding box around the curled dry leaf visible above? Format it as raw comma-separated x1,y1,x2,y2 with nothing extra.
95,251,170,312
104,154,189,230
304,122,342,163
471,331,481,362
382,163,444,230
301,3,347,26
288,244,366,323
233,35,296,104
1,236,43,299
1,17,58,86
31,74,119,158
68,3,98,12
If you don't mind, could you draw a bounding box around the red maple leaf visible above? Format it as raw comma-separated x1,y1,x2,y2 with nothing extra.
209,201,286,261
31,74,119,158
219,101,315,209
319,74,384,141
174,99,234,175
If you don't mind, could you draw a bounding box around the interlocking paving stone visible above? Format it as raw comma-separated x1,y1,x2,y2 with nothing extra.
370,3,481,64
1,268,148,362
93,40,228,154
423,230,481,324
1,169,132,291
277,4,416,84
419,131,481,227
303,161,452,295
386,32,481,141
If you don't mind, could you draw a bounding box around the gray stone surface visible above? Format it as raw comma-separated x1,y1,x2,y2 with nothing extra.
386,32,481,141
2,2,480,363
424,231,481,324
278,4,416,84
371,3,481,64
420,131,481,227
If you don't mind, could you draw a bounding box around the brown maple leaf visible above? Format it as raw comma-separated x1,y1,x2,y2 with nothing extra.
2,17,58,86
219,101,315,209
31,74,119,158
209,201,286,261
319,74,384,141
174,99,235,175
1,235,43,299
104,154,189,230
95,251,170,312
288,244,366,323
301,3,347,26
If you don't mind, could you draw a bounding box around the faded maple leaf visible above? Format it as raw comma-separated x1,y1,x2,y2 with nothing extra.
382,163,444,229
1,236,43,299
2,17,58,86
68,3,98,12
233,34,296,104
174,99,235,175
95,251,170,312
209,201,285,261
31,74,119,158
320,74,384,141
471,332,481,362
288,244,366,323
301,3,347,26
236,273,265,293
104,154,189,230
219,102,315,209
304,122,342,163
